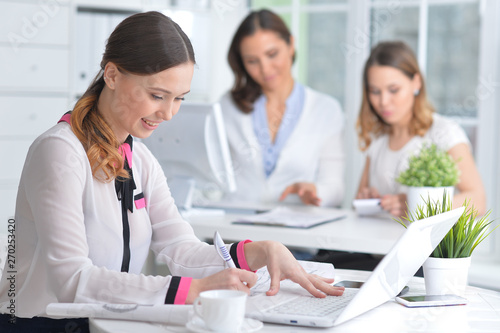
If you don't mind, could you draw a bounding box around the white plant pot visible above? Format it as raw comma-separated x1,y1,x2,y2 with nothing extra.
407,186,454,216
423,256,471,296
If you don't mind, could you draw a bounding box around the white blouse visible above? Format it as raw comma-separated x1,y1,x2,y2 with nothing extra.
366,114,470,195
0,122,230,318
220,87,345,207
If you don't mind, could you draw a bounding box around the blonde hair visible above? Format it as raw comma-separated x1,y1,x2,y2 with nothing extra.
357,41,434,151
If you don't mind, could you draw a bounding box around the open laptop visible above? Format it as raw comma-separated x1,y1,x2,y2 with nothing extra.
245,207,465,327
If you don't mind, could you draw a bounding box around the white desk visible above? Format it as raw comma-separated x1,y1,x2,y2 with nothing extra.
185,208,404,255
89,269,500,333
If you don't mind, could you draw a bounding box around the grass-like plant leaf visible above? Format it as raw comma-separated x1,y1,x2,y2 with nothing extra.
395,192,497,258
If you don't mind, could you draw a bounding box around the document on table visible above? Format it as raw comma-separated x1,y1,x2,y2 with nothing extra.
46,303,191,325
232,206,346,228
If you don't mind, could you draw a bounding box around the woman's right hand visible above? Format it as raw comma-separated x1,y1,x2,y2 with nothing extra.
280,182,321,206
185,269,258,304
356,187,381,199
380,193,407,217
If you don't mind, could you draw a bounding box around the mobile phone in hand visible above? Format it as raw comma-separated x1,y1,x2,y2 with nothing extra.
352,199,383,215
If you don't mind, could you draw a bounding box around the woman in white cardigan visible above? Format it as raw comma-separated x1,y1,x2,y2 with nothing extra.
221,9,345,207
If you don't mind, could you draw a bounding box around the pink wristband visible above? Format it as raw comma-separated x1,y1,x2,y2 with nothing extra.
237,240,254,272
173,277,192,305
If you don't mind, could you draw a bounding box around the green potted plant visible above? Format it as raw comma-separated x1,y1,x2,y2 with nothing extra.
398,193,496,296
397,143,460,215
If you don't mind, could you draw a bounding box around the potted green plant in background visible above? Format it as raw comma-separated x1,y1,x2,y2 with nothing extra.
397,143,460,215
398,193,496,296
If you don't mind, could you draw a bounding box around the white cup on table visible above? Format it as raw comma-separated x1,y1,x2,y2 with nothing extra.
193,289,247,332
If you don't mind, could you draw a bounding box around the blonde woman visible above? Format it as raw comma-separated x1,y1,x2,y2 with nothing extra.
356,41,486,217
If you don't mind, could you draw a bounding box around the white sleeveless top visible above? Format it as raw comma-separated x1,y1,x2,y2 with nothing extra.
366,114,470,195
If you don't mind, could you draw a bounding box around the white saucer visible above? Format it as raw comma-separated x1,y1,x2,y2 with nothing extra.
186,316,263,333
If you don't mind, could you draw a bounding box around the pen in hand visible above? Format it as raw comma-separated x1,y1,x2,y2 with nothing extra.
214,231,236,269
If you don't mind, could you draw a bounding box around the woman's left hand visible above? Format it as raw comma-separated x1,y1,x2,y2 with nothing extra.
244,241,345,298
280,182,321,206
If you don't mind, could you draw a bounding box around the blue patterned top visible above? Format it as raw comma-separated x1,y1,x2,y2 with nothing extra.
252,82,305,177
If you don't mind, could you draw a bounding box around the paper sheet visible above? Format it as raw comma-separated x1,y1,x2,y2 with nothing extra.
352,199,383,216
233,206,346,228
46,303,191,325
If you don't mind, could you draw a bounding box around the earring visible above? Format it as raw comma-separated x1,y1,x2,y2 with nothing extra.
414,89,420,96
104,76,107,80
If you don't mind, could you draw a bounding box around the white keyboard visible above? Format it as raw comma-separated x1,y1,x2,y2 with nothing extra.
267,289,359,317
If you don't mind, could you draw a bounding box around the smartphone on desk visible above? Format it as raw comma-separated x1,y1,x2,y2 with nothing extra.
334,280,364,288
396,294,468,307
335,281,409,297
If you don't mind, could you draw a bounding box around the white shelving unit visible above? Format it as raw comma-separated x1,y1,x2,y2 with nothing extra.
0,0,73,231
71,0,245,103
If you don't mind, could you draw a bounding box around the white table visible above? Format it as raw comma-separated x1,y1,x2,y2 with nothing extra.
89,269,500,333
185,207,404,255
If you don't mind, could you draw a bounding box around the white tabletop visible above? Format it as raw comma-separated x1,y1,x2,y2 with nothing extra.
185,208,405,255
89,269,500,333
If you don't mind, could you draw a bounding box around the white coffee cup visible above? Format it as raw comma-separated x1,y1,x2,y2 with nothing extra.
193,289,247,332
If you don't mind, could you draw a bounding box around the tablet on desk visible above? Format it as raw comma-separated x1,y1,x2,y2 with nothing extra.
232,206,347,228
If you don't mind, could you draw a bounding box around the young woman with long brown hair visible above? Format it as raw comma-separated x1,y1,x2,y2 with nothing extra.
220,9,345,207
356,41,486,217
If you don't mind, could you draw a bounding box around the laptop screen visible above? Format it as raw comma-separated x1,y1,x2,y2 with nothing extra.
335,207,465,325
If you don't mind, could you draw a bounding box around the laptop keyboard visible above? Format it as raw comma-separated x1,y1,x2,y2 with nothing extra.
267,288,359,317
